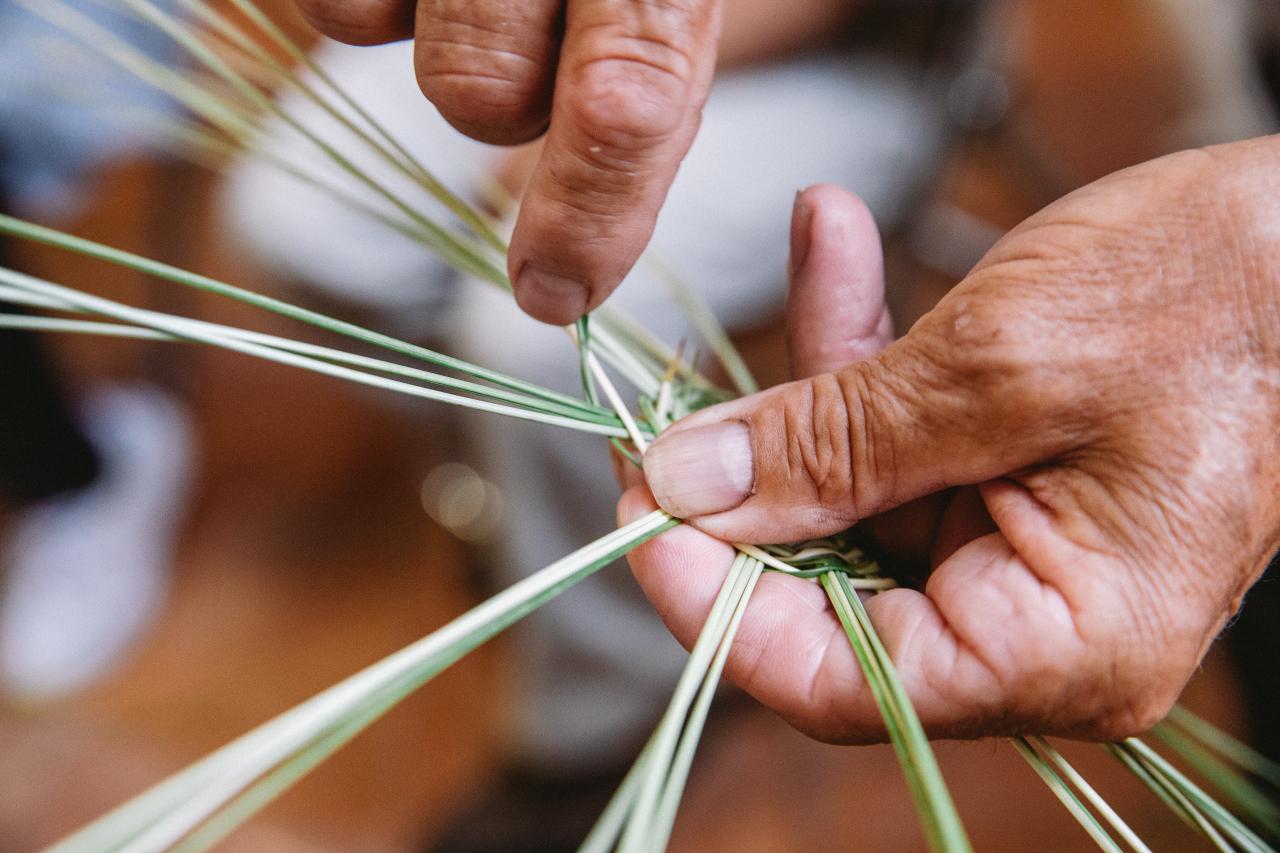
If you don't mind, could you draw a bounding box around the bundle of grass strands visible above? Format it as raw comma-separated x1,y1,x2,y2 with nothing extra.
5,1,1280,851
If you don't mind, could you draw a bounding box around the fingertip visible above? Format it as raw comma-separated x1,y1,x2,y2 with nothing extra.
798,183,875,224
414,39,553,146
642,421,754,520
426,109,551,148
787,185,890,377
790,185,877,276
807,188,881,285
617,485,658,528
789,190,815,277
512,263,591,326
978,479,1060,558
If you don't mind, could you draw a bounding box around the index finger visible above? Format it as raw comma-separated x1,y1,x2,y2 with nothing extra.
507,0,722,324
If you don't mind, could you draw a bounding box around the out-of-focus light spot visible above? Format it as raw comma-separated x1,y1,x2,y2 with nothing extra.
419,463,505,543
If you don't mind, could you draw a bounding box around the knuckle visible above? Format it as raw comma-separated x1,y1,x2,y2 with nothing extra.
924,289,1076,430
772,374,858,515
417,69,551,141
931,294,1029,389
565,3,711,157
533,183,632,234
1083,616,1201,740
1021,646,1181,741
415,14,554,139
838,364,906,515
750,365,916,523
793,376,855,514
567,56,687,155
1091,692,1177,741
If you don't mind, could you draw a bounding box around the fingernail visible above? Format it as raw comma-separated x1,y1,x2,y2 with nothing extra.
789,190,814,277
644,421,754,517
515,264,589,325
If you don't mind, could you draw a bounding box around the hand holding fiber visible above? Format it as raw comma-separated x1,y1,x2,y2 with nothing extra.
629,142,1280,743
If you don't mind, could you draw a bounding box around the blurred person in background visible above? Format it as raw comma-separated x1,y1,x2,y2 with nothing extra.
0,0,194,702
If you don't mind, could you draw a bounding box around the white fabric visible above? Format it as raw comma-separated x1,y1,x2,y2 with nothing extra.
0,385,191,700
225,41,500,323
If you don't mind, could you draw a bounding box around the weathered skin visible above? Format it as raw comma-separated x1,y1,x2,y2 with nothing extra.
294,0,723,323
287,0,1280,743
629,138,1280,744
289,0,874,326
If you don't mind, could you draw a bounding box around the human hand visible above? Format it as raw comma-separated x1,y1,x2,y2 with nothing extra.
292,0,722,324
622,138,1280,744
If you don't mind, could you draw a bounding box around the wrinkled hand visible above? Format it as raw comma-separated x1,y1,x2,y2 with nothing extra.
622,137,1280,744
293,0,721,324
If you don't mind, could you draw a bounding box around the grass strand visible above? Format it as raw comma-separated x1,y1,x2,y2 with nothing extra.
1152,722,1280,839
1030,737,1153,853
0,213,599,414
48,511,678,853
821,572,971,853
0,273,633,437
1013,738,1125,853
1165,707,1280,790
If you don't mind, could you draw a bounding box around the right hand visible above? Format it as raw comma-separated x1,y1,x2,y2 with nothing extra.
625,138,1280,744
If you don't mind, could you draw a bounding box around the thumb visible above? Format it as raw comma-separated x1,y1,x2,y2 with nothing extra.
644,336,1034,541
643,198,1039,542
643,333,996,543
786,184,892,378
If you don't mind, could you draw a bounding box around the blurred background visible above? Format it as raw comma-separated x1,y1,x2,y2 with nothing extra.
0,0,1278,850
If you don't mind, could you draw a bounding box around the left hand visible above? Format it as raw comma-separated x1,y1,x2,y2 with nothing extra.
292,0,723,325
